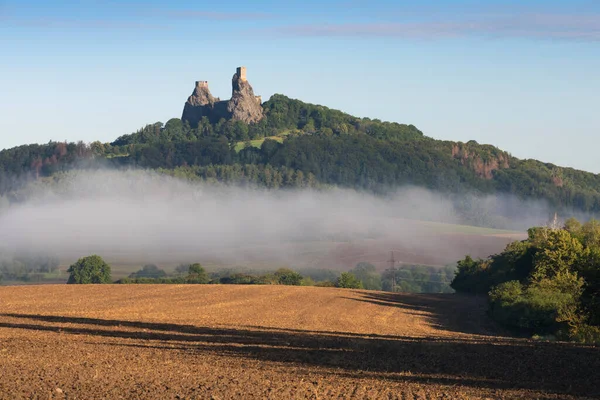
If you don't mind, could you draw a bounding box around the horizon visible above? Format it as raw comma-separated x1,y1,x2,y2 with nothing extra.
1,0,599,172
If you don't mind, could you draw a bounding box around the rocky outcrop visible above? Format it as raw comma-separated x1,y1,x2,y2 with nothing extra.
452,142,510,180
226,69,264,124
181,81,220,127
181,67,263,128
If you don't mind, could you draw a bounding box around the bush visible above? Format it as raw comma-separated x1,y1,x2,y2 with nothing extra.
116,277,186,284
569,324,600,344
300,276,316,286
67,255,111,284
488,277,583,335
219,273,257,285
315,280,336,287
336,272,363,289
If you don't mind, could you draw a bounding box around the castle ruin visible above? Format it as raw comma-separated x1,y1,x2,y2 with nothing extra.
181,66,263,127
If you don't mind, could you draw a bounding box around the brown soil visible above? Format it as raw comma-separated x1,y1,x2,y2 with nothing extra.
0,285,598,399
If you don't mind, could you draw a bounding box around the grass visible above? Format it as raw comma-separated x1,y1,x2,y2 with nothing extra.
233,130,292,152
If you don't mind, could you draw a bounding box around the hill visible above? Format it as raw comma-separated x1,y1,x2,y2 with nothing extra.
1,89,599,221
0,285,598,399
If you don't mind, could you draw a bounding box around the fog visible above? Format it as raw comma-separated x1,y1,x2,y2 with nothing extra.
0,170,559,269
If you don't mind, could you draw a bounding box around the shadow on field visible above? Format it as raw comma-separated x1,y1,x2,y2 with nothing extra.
1,312,599,398
345,292,511,337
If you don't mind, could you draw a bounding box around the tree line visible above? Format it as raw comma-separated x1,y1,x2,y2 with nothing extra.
56,255,454,294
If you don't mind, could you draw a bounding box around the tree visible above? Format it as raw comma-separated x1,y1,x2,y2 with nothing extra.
175,264,190,275
351,262,382,290
187,263,209,284
67,255,111,284
532,229,583,281
451,255,488,294
90,141,105,157
274,268,303,286
336,272,363,289
129,264,167,279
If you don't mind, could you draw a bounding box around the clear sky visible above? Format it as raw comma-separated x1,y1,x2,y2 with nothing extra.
1,0,599,171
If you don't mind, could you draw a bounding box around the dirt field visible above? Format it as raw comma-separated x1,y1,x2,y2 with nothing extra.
0,285,598,399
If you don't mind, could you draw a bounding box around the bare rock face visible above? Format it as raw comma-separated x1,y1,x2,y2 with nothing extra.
181,67,263,128
181,81,219,128
227,69,264,124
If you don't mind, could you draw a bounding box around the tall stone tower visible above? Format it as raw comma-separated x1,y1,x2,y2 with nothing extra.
236,66,247,81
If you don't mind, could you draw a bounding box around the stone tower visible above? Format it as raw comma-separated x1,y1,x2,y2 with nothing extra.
236,66,247,82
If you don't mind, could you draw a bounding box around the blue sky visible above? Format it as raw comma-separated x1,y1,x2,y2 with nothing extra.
1,0,599,171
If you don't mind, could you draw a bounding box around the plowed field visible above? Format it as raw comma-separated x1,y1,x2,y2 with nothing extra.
0,285,598,399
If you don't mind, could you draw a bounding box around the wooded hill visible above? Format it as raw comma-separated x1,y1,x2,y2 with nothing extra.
1,94,599,215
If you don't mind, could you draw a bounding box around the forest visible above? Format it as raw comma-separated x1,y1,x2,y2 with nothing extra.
1,94,600,217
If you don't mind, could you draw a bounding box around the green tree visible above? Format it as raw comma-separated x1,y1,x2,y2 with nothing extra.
336,272,363,289
350,262,382,290
67,255,112,284
187,263,209,284
274,268,303,286
129,264,167,279
451,255,488,294
532,229,583,281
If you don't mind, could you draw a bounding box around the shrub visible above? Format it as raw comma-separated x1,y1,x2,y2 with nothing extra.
117,277,186,284
315,280,335,287
489,277,583,335
219,273,256,285
67,255,111,284
300,276,316,286
569,324,600,344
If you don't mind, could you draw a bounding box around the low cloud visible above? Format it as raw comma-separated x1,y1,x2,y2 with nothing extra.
0,170,559,270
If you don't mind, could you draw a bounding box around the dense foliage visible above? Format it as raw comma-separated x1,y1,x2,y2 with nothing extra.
67,255,112,284
452,218,600,342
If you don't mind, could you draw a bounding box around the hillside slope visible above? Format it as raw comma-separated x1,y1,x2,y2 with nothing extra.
0,285,598,399
1,95,599,219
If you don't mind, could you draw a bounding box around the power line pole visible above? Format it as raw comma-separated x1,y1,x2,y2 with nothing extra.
385,251,397,292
